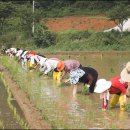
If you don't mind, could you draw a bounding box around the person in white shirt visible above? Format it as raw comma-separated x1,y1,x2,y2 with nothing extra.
29,55,47,70
41,58,62,81
5,47,20,57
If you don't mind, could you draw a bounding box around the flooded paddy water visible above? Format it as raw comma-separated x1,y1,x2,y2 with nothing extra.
1,52,130,129
0,78,26,129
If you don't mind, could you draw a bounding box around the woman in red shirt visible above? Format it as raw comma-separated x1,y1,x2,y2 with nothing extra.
94,76,128,111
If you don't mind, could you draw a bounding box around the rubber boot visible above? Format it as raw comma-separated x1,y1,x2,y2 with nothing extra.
110,94,119,109
57,72,61,81
119,93,127,111
53,72,57,80
53,72,61,81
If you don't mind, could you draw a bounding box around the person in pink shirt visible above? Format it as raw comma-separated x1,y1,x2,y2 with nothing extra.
56,60,98,97
94,76,128,111
57,60,98,97
59,60,81,80
56,60,84,97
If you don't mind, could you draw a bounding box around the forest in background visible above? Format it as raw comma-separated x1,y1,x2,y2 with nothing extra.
1,0,130,51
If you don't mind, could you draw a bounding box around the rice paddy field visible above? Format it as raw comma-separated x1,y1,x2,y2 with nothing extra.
0,53,130,129
0,74,27,129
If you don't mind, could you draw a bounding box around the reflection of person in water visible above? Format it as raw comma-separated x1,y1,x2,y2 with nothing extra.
67,95,86,119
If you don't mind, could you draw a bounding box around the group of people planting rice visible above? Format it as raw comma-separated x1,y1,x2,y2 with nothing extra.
1,47,130,112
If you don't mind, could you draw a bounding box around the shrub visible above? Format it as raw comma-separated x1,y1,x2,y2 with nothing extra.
72,1,90,8
34,29,57,48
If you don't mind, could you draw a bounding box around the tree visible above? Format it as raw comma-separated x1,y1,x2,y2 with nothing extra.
15,3,42,37
0,2,15,34
34,23,57,48
108,2,130,34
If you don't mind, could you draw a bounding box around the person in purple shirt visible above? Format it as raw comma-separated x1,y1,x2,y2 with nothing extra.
56,59,98,97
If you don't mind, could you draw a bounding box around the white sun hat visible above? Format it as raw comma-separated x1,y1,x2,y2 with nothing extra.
94,79,112,93
121,61,130,82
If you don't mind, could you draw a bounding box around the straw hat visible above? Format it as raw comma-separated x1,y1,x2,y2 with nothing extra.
121,61,130,82
94,79,112,93
57,61,65,71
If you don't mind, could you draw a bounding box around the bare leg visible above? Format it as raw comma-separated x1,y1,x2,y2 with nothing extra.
126,82,130,96
73,85,77,97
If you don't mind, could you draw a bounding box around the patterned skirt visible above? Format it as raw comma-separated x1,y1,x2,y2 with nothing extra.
69,68,85,85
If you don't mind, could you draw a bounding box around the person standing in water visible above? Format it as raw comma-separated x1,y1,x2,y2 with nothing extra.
121,61,130,97
56,60,98,97
94,76,128,111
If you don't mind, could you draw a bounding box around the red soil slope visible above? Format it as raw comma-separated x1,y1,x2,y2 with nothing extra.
46,16,116,32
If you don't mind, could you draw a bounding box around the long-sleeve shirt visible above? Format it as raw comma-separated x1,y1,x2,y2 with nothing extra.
64,60,80,73
30,55,47,66
16,50,23,57
78,67,98,93
43,58,60,74
109,76,128,95
26,51,38,55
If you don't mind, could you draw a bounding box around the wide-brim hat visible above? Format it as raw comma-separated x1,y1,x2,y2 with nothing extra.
94,79,112,93
57,61,65,72
121,61,130,82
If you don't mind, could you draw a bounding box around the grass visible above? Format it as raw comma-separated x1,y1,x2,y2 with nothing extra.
35,30,130,52
42,7,107,18
0,73,29,130
0,56,121,129
1,28,130,52
126,104,130,112
0,121,4,130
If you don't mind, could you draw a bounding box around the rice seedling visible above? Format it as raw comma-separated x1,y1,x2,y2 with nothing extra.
126,104,130,112
110,68,115,73
0,121,4,130
81,86,90,95
0,56,126,129
0,71,29,130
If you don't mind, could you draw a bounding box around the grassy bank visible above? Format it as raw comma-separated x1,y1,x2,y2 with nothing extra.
1,1,130,51
0,56,119,129
1,30,130,52
36,30,130,52
0,56,51,129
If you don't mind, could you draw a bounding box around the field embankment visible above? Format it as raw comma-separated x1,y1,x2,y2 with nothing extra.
0,58,51,129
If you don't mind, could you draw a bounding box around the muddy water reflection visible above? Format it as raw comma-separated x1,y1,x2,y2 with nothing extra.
0,79,25,129
24,54,130,129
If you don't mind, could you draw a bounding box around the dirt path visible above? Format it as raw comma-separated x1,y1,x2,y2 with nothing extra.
46,16,116,32
0,64,51,129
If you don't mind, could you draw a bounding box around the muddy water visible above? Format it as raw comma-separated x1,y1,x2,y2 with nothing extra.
0,79,26,129
2,54,130,129
20,54,130,129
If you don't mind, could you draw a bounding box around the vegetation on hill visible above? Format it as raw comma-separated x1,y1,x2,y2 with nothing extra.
0,0,130,51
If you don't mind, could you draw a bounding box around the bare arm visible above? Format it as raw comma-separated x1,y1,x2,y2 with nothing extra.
60,70,67,80
126,82,130,97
